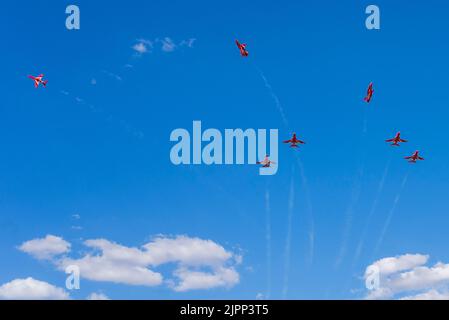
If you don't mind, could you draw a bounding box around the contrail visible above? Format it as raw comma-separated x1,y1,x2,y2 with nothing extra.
282,168,295,299
352,160,390,266
362,108,369,135
254,66,290,130
264,188,272,299
372,170,410,257
255,65,316,263
59,89,144,139
335,164,364,268
254,65,315,284
335,105,369,268
294,152,315,265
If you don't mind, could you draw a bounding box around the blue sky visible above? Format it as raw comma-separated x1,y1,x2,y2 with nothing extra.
1,0,449,300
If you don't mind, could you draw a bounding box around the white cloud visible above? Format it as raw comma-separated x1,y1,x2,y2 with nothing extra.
18,235,70,260
256,293,265,300
132,43,148,54
401,289,449,300
0,278,69,300
160,37,176,52
60,253,163,287
133,37,195,55
132,39,153,55
21,235,241,292
365,254,429,277
172,266,239,292
137,38,153,46
87,292,110,300
180,38,196,48
101,70,122,81
142,236,235,267
363,253,449,300
365,287,394,300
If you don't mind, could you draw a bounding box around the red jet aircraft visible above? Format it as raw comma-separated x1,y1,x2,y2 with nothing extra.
364,82,374,103
386,132,408,146
257,155,276,168
28,74,48,88
235,40,249,57
283,133,306,148
405,151,424,163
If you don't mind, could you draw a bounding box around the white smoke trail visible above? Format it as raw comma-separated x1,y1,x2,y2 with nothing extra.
352,160,390,266
265,188,272,299
335,104,370,268
294,152,315,265
59,89,144,139
372,171,410,257
362,108,369,135
335,164,364,268
282,169,295,299
255,65,316,265
255,67,290,130
254,65,316,291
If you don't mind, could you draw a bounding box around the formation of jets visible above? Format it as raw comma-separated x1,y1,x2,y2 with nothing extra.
383,131,424,163
232,40,426,167
261,84,422,166
28,74,48,88
27,41,427,171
